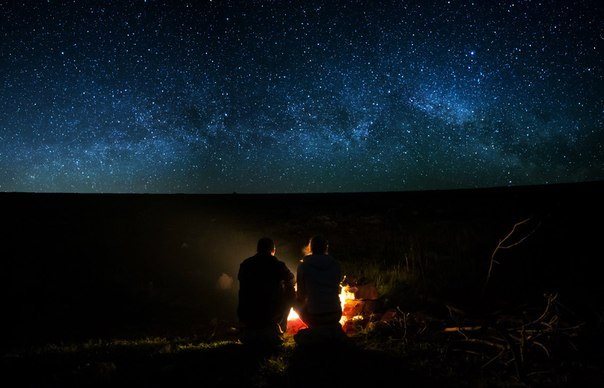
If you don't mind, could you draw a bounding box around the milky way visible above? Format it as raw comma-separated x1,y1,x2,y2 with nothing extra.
0,0,602,193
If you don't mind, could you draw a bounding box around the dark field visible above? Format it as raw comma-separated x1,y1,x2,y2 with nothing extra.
1,182,603,386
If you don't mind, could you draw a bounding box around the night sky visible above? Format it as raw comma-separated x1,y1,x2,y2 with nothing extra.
0,1,602,193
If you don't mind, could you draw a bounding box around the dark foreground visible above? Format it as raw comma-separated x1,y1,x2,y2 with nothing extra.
3,325,604,387
3,336,421,388
1,182,604,386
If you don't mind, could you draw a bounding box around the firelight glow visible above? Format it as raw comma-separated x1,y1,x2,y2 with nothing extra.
286,283,357,328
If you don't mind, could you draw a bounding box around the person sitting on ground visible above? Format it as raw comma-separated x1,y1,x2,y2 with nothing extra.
237,237,295,347
295,236,343,332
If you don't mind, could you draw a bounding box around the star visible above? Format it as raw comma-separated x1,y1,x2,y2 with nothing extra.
0,1,600,193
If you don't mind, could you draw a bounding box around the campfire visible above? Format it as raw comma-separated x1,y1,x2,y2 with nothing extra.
286,280,369,335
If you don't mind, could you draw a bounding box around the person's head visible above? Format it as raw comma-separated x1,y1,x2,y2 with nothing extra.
309,235,328,255
257,237,276,256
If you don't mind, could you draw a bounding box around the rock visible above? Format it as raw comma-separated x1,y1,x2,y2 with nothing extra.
355,283,379,300
342,300,364,318
380,309,398,322
216,273,234,290
287,317,307,335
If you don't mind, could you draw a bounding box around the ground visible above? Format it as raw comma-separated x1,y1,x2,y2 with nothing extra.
2,183,603,386
3,321,603,387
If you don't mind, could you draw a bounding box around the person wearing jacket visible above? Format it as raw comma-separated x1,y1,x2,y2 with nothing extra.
296,236,343,328
237,237,295,346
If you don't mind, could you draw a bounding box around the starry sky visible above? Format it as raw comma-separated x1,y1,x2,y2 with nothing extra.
0,0,602,193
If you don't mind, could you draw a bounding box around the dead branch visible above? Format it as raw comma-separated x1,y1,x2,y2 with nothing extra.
484,218,540,291
524,293,557,327
531,340,551,358
482,349,506,368
454,338,507,350
497,324,527,382
443,326,482,333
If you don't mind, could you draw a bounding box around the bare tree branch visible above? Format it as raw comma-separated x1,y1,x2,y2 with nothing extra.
484,218,540,291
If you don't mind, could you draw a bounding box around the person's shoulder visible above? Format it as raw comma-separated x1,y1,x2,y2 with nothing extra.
274,257,290,269
240,255,258,267
271,257,293,277
322,254,340,268
308,253,336,261
298,255,310,265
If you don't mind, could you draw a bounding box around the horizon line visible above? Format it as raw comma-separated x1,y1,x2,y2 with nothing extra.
0,180,602,196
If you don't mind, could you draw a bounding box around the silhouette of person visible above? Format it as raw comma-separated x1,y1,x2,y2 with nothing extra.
296,236,343,330
237,237,295,347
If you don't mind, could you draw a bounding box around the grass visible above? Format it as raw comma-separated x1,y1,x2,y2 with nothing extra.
342,259,411,297
6,332,596,387
6,337,239,358
4,295,601,388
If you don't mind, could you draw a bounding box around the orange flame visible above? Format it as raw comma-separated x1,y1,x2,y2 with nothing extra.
338,284,356,326
287,308,300,321
286,281,358,333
